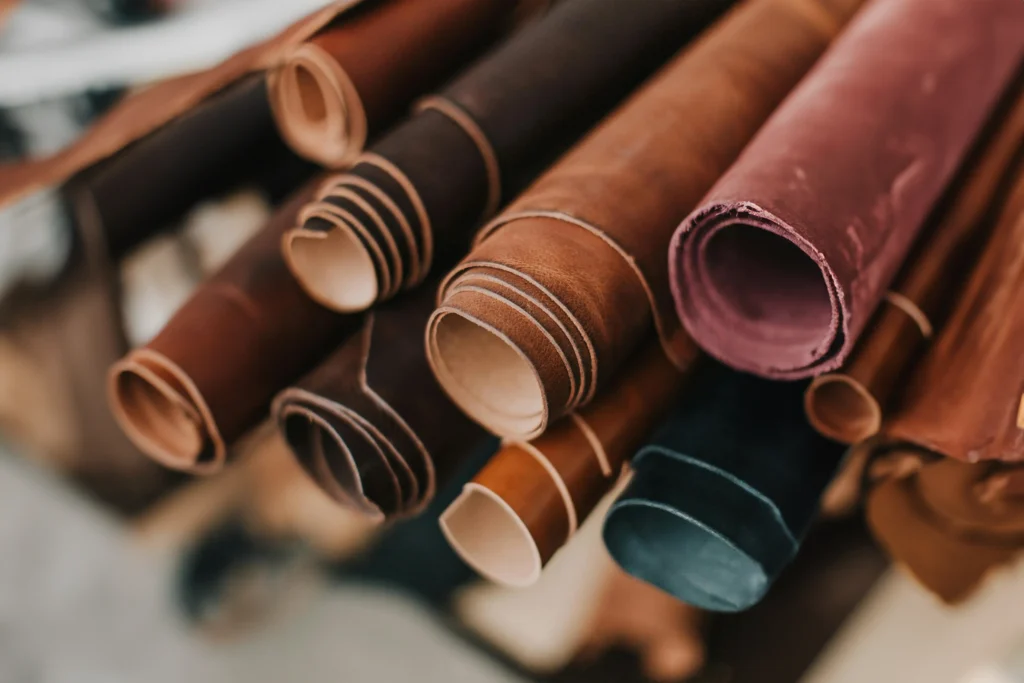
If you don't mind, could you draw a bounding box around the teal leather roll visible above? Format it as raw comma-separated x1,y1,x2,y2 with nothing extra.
603,364,845,612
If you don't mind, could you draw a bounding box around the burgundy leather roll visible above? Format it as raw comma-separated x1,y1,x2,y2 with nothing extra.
283,0,734,313
272,285,485,521
268,0,535,168
428,0,865,439
108,180,359,474
805,79,1024,444
439,342,696,587
876,160,1024,464
671,0,1024,380
866,451,1024,604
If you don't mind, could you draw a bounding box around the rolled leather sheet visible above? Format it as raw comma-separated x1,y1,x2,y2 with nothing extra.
268,0,533,168
439,341,697,587
272,285,486,521
429,0,865,440
603,364,845,613
865,451,1024,604
805,78,1024,444
671,0,1024,380
108,180,360,475
875,160,1024,463
284,0,734,313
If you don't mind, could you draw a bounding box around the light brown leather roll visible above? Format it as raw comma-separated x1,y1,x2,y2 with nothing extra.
267,0,528,168
876,161,1024,464
108,181,359,474
428,0,866,439
805,78,1024,445
440,341,697,587
866,451,1024,604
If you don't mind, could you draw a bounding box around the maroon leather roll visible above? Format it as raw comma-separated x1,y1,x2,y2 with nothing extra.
108,180,359,474
671,0,1024,379
283,0,733,313
272,286,485,520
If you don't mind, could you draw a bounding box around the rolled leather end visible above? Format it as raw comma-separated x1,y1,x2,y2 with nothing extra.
267,43,367,168
108,349,225,475
282,219,381,314
804,373,882,445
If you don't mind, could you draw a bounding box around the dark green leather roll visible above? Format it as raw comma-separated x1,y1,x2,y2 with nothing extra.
603,364,845,612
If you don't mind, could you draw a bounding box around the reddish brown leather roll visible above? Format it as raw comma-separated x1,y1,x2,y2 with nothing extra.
428,0,864,439
108,181,359,474
876,162,1024,463
283,0,734,313
268,0,530,168
272,285,485,521
439,342,697,587
671,0,1024,380
866,452,1024,604
805,79,1024,444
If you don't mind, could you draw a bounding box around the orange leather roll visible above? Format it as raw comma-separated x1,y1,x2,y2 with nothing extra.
440,342,697,587
108,181,359,474
429,0,865,439
805,76,1024,445
268,0,530,168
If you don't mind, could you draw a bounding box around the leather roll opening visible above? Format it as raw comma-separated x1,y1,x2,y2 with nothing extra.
805,375,882,445
440,484,542,587
284,226,379,312
294,63,328,124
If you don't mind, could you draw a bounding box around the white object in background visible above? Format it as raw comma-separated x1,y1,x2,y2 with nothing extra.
0,188,72,299
184,190,269,274
0,1,106,53
802,558,1024,683
0,0,337,106
119,231,199,347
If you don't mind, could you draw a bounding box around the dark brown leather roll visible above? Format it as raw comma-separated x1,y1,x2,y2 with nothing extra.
284,0,735,313
671,0,1024,380
805,79,1024,444
428,0,865,439
439,342,696,587
108,180,359,474
866,451,1024,604
272,285,485,521
268,0,534,168
875,161,1024,464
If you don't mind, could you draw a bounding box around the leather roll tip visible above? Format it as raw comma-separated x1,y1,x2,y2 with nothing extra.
804,374,882,445
439,483,544,588
282,224,381,314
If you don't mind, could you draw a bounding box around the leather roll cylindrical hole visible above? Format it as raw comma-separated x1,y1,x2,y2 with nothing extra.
431,310,545,437
440,484,542,587
110,367,204,469
805,375,882,445
293,63,329,124
284,227,379,312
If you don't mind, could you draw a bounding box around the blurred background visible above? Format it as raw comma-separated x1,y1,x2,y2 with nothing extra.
0,1,1022,682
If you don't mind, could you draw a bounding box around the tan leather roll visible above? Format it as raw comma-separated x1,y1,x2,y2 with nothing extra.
805,77,1024,445
429,0,865,439
440,342,697,587
268,0,528,168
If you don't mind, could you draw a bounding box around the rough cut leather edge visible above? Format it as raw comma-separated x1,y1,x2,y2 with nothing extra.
273,285,486,519
267,0,530,168
440,343,693,587
805,78,1024,445
603,365,845,613
671,0,1024,380
285,0,736,316
108,181,358,475
877,158,1024,463
0,0,368,208
865,452,1024,604
429,0,864,440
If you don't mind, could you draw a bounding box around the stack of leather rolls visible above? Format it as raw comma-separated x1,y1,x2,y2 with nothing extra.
1,0,1016,615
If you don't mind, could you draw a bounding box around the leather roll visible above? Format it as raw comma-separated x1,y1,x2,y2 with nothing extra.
603,365,845,613
671,0,1024,380
108,180,359,475
439,341,697,587
874,160,1024,463
284,0,734,313
268,0,533,168
865,452,1024,604
805,78,1024,444
428,0,864,440
272,285,486,521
